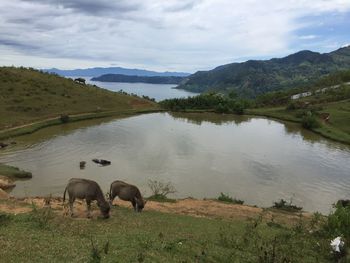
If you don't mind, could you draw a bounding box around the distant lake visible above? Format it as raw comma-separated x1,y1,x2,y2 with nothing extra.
84,77,198,101
2,112,350,214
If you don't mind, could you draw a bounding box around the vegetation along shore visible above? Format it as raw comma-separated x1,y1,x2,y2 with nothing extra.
161,70,350,145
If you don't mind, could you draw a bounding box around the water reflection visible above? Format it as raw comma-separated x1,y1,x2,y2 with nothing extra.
0,112,349,214
170,112,251,125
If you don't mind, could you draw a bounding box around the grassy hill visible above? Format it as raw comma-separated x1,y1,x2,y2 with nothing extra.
178,46,350,97
0,67,158,131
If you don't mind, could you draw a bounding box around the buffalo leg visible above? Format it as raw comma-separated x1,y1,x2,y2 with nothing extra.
131,199,137,212
69,197,75,217
86,199,92,218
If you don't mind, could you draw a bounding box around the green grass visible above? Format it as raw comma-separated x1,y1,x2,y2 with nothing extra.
247,99,350,144
0,163,32,179
0,204,335,262
0,67,158,131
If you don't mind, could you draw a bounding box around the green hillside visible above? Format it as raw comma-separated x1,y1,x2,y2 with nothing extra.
178,46,350,97
0,67,157,130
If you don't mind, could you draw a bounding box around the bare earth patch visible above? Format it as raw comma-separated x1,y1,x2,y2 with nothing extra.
0,197,311,224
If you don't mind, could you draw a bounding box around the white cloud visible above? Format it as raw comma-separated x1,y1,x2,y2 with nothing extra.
0,0,349,71
298,35,318,40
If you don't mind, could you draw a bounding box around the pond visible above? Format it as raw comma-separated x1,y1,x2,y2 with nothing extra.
1,112,350,214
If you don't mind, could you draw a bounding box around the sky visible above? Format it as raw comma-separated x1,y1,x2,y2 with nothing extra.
0,0,349,72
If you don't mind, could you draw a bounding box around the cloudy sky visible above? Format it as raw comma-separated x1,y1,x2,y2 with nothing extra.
0,0,349,72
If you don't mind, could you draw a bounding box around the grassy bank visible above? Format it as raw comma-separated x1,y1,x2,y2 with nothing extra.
0,67,158,131
0,164,32,179
247,99,350,145
0,198,340,262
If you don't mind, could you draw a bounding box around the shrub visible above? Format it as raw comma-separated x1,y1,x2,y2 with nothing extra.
286,101,297,110
147,180,176,201
217,192,244,204
272,199,302,212
215,103,230,113
60,114,70,123
324,204,350,240
301,113,321,129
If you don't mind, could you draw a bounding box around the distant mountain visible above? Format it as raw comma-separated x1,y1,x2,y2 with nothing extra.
44,67,190,77
177,46,350,97
91,74,184,84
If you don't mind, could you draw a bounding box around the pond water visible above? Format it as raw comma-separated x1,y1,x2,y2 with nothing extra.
86,78,198,101
1,112,350,214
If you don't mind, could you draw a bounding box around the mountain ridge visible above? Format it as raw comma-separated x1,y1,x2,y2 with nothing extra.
44,67,190,77
177,46,350,97
91,74,184,84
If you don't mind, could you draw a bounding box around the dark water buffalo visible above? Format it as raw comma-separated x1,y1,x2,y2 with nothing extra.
92,159,111,166
74,78,86,84
79,161,86,169
109,180,146,212
63,178,110,218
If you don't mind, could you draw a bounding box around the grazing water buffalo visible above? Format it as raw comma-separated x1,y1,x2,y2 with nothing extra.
109,180,146,212
63,178,110,218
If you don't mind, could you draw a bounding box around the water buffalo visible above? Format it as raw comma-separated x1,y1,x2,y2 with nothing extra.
92,159,111,166
63,178,110,218
109,180,146,212
74,78,86,84
79,161,86,169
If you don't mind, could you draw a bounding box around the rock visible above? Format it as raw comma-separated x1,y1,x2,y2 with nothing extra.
0,175,16,190
0,188,9,199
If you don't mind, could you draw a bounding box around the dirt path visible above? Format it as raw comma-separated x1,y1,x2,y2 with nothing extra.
0,197,311,225
0,111,116,132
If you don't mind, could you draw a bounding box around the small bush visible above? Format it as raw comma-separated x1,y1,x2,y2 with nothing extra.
286,101,297,110
272,199,302,212
215,103,230,113
324,204,350,240
148,180,176,199
301,113,321,129
217,192,244,204
60,114,70,123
